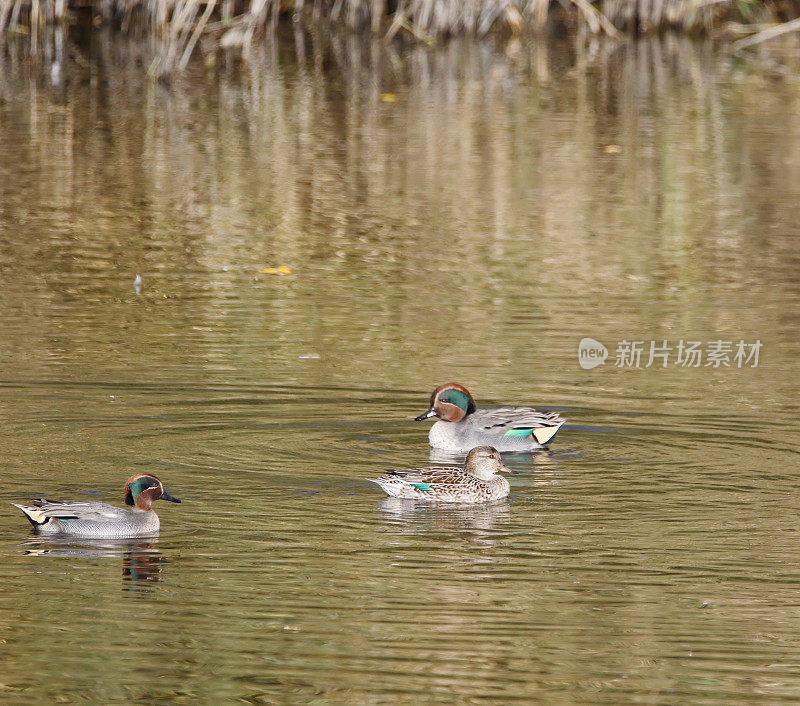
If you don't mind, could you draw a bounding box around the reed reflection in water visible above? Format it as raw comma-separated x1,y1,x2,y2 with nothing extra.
0,33,797,395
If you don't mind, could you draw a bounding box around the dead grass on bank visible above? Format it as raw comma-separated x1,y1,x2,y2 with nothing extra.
0,0,799,77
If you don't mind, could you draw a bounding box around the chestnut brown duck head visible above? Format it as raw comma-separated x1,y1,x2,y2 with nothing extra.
414,383,477,423
124,473,182,511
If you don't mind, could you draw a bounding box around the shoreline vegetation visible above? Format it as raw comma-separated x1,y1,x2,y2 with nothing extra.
1,0,799,77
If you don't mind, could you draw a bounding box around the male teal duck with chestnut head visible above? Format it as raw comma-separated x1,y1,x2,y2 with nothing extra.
13,473,180,539
415,383,565,453
369,446,511,503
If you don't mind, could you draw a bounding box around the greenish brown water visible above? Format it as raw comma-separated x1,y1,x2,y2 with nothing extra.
1,33,800,703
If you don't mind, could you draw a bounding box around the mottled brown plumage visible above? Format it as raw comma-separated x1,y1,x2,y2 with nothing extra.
369,446,511,503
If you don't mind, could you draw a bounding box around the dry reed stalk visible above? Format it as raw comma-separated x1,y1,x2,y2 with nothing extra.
0,2,12,33
732,15,800,49
570,0,621,36
531,0,549,31
8,0,23,32
178,0,215,67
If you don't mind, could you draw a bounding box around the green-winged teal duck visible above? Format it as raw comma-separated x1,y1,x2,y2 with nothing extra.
415,383,565,453
13,474,180,539
369,446,511,503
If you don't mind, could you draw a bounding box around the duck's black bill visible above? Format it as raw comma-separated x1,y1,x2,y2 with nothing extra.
161,492,181,503
414,408,437,421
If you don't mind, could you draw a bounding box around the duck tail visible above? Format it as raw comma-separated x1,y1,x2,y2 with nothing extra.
533,419,565,446
12,503,51,527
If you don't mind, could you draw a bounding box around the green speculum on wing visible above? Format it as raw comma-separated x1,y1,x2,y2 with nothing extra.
504,428,534,438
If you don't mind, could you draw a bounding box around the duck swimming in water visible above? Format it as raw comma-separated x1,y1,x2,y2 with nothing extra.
415,383,565,453
13,473,180,539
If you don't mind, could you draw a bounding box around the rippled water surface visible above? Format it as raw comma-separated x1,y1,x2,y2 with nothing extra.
1,32,800,703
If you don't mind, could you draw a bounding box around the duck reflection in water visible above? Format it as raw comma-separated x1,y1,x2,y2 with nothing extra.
21,538,167,591
378,496,511,536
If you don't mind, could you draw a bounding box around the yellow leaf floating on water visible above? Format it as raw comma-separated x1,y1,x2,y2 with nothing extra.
604,144,621,154
259,266,292,275
380,93,398,103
